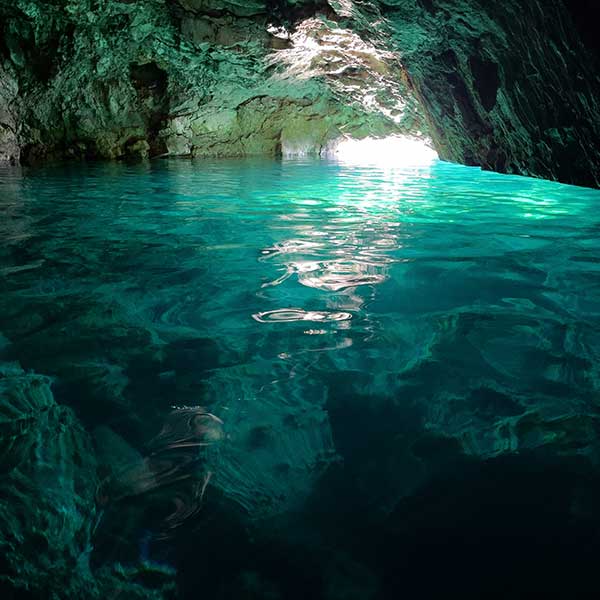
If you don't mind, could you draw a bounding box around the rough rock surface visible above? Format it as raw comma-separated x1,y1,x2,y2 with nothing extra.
0,362,175,599
0,363,97,597
2,0,600,186
0,0,425,162
376,0,600,187
0,63,20,164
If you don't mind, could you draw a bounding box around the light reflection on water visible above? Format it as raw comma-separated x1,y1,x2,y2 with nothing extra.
256,163,434,317
1,156,599,390
1,157,600,572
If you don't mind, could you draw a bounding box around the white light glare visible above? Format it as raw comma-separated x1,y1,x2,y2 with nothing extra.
330,136,438,166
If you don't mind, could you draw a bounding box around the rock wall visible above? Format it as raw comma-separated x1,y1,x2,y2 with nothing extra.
0,63,20,164
1,0,600,186
375,0,600,187
0,0,425,162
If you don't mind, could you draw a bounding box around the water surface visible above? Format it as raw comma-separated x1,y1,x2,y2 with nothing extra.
1,158,600,598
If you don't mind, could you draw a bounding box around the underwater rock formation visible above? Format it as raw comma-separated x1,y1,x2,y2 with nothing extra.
2,153,600,596
0,362,176,599
0,363,98,596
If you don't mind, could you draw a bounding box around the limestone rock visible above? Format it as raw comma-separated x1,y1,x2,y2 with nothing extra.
0,63,20,165
348,0,600,186
0,0,424,163
1,0,600,185
0,363,99,596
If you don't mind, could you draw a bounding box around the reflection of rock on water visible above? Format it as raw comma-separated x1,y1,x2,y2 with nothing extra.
97,399,337,541
97,407,224,539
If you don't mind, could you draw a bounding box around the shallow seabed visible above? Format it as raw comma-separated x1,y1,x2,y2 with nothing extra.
1,158,600,599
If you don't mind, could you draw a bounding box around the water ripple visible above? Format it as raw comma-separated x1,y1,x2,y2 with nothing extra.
297,260,388,291
252,308,352,323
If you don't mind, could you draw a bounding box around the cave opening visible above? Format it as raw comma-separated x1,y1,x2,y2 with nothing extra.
2,2,600,600
328,135,438,165
129,61,170,158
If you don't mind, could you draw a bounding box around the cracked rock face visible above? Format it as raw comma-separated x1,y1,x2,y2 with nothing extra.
1,0,599,186
0,0,426,163
376,0,600,187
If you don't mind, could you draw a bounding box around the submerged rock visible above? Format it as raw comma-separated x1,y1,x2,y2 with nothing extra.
0,363,99,596
0,363,176,599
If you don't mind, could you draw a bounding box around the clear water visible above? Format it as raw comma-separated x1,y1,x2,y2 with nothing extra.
1,158,600,598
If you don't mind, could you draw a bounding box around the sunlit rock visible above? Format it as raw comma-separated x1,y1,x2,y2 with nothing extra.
0,0,426,163
0,63,20,165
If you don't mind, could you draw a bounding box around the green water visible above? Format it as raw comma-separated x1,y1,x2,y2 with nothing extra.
1,158,600,598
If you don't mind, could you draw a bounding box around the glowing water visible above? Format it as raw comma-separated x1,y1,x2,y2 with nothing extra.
1,158,600,596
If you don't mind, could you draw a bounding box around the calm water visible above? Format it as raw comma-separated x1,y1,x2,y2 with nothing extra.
1,158,600,598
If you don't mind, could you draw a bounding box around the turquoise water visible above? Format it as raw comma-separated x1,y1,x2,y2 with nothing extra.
1,158,600,598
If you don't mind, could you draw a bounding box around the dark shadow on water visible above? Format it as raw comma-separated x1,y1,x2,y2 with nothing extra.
381,454,600,598
171,453,600,599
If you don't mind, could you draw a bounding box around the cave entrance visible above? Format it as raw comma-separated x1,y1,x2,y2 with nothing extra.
129,61,169,157
266,15,433,162
326,135,438,166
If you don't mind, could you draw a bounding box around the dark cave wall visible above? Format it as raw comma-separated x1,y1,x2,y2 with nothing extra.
377,0,600,187
1,0,600,187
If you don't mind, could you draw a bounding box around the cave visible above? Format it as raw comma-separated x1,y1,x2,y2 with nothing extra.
1,0,599,183
1,2,600,599
129,61,170,157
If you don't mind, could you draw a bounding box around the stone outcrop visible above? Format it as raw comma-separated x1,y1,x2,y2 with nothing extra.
0,63,20,164
0,0,425,163
375,0,600,187
0,363,175,599
1,1,599,179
